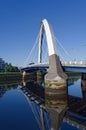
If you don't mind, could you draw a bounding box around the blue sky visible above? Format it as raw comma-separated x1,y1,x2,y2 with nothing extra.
0,0,86,67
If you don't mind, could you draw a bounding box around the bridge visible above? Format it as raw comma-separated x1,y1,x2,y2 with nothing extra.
22,19,86,72
21,19,86,89
21,62,86,73
19,19,86,130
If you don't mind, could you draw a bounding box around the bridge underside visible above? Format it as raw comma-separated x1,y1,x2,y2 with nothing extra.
21,65,86,73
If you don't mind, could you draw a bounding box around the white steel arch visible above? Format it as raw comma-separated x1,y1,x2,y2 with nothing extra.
38,19,58,63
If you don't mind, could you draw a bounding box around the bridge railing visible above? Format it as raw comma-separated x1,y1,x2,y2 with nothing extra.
62,60,86,66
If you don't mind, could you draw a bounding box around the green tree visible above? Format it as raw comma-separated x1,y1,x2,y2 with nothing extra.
4,63,19,72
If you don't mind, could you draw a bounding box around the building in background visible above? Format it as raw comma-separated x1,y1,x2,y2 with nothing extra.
0,58,8,72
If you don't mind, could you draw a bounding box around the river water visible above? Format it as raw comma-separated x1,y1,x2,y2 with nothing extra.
0,73,86,130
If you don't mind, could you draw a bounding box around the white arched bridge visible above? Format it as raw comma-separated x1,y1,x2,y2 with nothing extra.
21,19,86,74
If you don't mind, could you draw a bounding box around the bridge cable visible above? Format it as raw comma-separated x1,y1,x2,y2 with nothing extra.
25,33,40,66
55,37,73,61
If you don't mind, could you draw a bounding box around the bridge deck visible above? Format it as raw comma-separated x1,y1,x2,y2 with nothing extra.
21,64,86,73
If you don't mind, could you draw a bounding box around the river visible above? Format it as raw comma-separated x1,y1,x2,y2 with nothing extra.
0,73,86,130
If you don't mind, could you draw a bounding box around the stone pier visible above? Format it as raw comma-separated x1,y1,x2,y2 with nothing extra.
36,69,46,85
45,54,68,130
37,70,43,85
22,71,37,82
45,54,67,89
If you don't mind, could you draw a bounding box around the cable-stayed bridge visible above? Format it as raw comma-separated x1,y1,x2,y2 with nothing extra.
20,19,86,130
21,62,86,73
21,19,86,74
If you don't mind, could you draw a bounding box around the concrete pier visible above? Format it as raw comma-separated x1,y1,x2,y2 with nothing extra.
22,71,36,81
45,55,68,130
36,70,45,85
45,54,67,89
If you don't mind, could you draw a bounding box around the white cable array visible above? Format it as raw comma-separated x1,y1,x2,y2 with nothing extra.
55,37,73,61
24,19,75,67
25,34,73,66
24,33,40,66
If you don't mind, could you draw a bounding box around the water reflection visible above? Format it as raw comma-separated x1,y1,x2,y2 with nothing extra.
20,81,48,130
65,74,86,130
21,79,67,130
81,78,86,101
45,81,68,130
20,73,86,130
0,81,19,98
0,73,86,130
0,80,40,130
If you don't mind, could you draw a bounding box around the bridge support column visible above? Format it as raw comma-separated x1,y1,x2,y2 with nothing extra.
36,70,43,85
37,70,46,85
22,71,37,82
22,71,26,80
45,54,67,89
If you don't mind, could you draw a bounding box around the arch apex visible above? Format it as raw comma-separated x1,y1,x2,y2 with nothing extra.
42,18,48,23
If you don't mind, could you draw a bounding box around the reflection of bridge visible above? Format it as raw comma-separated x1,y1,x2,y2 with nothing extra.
64,95,86,130
20,81,86,130
20,83,49,130
21,82,45,107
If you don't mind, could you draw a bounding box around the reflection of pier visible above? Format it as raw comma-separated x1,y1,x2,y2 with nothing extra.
20,80,86,130
21,82,67,130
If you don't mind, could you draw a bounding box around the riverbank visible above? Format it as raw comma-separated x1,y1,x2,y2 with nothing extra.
0,72,22,81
